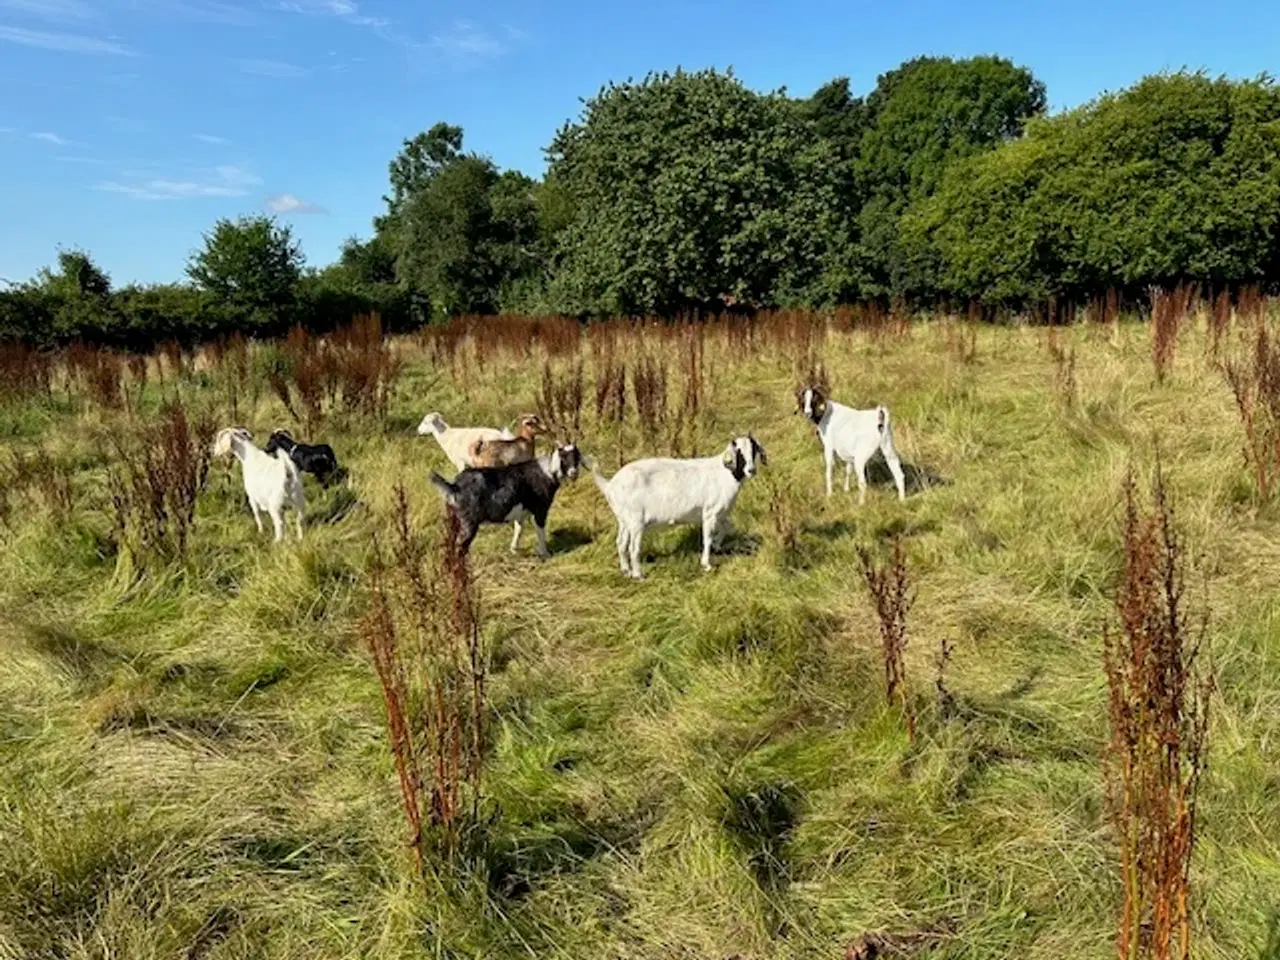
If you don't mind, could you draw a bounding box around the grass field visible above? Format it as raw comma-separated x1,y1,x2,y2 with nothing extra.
1,313,1278,959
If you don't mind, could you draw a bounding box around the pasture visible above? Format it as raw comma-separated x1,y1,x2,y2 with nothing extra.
0,311,1277,959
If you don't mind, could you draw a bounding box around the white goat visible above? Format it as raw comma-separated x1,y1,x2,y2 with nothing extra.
212,427,305,542
591,435,765,579
416,412,513,473
797,386,906,502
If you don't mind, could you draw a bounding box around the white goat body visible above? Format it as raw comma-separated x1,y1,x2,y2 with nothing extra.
800,387,906,502
213,427,305,542
417,412,513,473
591,436,764,579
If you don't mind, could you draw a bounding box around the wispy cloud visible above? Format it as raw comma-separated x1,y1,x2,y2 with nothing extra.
266,192,325,214
0,0,94,22
277,0,386,28
193,132,229,145
123,0,254,26
0,24,137,54
238,58,308,78
98,163,261,200
429,20,520,61
30,130,70,145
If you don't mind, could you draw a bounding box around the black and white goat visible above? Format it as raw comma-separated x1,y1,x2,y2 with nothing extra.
429,444,583,557
591,435,765,579
263,428,339,485
796,385,906,502
213,427,305,542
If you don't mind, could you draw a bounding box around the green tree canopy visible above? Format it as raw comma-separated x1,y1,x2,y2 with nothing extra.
379,125,542,318
854,55,1047,298
902,71,1280,303
544,68,849,315
187,216,304,333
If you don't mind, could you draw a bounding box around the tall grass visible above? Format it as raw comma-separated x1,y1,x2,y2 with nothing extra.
1223,317,1280,499
105,399,215,567
858,535,916,739
1104,461,1213,960
2,307,1279,959
363,486,487,867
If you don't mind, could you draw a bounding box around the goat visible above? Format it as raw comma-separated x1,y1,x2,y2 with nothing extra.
212,427,305,542
466,413,547,469
429,444,582,558
796,385,906,502
416,412,513,473
591,435,765,579
263,428,339,486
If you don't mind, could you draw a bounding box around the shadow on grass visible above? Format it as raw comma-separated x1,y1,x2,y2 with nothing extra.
865,455,951,495
25,622,128,685
547,524,593,555
670,527,762,560
481,808,647,901
97,704,241,741
307,484,362,525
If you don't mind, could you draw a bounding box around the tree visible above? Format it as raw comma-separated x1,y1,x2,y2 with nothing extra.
187,216,304,334
337,234,398,288
544,68,848,315
902,71,1280,304
34,249,119,341
853,56,1046,299
384,122,464,221
378,124,544,319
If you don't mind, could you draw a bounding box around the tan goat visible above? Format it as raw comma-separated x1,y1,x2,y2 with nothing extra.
466,414,548,468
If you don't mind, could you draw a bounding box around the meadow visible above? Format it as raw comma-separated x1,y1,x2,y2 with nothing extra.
0,308,1278,960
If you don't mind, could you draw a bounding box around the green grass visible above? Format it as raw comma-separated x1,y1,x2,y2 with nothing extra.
1,318,1278,959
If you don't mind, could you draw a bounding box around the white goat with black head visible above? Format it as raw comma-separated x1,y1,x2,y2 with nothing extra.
796,385,906,503
591,435,765,580
212,427,305,542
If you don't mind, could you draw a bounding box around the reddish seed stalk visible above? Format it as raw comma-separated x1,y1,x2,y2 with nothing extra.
1103,460,1212,960
858,536,916,740
361,485,487,869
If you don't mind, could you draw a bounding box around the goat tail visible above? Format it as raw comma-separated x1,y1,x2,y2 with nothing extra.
587,458,612,499
428,471,458,506
274,448,301,481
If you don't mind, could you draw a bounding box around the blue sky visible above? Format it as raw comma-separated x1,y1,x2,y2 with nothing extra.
1,0,1276,286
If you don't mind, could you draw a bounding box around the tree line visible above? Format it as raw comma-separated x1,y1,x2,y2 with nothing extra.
4,57,1279,346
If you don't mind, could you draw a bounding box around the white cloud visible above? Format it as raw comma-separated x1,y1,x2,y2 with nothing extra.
266,192,325,214
30,130,69,145
277,0,386,28
238,58,308,78
0,0,94,22
123,0,254,26
193,132,229,145
0,25,137,54
429,21,523,61
98,163,262,200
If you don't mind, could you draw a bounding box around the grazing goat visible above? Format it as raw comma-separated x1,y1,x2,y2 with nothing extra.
466,413,547,468
416,412,512,473
591,435,766,579
263,428,339,485
797,385,906,502
429,444,582,558
212,427,305,542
